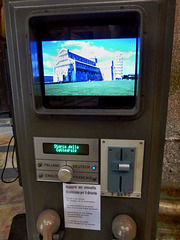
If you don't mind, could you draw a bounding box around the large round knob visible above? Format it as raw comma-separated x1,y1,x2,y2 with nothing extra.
37,209,60,240
112,214,137,240
58,165,73,182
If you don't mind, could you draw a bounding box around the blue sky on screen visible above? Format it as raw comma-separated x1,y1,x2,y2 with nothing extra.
42,39,137,76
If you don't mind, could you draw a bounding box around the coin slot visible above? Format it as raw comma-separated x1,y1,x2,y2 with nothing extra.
119,176,122,192
120,149,123,161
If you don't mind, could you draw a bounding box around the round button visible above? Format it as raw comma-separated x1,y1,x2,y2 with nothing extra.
58,165,73,182
112,214,137,240
37,209,60,238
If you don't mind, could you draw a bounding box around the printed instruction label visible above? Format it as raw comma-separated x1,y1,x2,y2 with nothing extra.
63,183,101,230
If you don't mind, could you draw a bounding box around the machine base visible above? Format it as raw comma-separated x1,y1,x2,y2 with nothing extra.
8,214,27,240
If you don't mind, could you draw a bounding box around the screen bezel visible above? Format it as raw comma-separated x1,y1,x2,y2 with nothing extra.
29,10,142,116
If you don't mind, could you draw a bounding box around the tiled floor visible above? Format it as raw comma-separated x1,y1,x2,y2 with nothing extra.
0,183,25,240
0,118,25,240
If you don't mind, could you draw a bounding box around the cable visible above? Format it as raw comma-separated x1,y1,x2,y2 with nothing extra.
1,135,19,183
12,142,18,172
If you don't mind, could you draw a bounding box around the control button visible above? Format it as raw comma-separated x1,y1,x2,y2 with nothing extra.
112,214,137,240
58,165,73,182
37,162,42,168
67,161,98,173
92,176,97,181
38,173,43,178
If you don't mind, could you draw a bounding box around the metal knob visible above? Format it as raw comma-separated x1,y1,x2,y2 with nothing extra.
58,165,73,182
37,209,60,240
112,214,137,240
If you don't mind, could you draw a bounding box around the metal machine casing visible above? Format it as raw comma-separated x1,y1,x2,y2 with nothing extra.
3,0,176,239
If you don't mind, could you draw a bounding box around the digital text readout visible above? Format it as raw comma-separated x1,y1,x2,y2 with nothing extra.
43,143,89,155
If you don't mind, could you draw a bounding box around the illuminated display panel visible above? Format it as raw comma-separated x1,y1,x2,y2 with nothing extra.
42,38,137,97
43,143,89,155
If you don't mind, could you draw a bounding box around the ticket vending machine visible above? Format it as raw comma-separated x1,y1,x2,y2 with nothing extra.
3,0,175,239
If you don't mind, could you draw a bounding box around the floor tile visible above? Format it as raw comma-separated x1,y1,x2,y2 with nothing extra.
0,152,17,169
0,179,24,205
0,203,25,240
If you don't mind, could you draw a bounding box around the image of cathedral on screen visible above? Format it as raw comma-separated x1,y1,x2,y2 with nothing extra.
53,48,123,83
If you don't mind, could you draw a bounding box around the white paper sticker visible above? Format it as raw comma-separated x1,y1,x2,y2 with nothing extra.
63,183,101,230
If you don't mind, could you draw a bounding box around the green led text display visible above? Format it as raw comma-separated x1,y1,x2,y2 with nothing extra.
43,143,89,155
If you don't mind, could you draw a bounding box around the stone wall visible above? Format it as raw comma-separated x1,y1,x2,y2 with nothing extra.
161,0,180,190
157,1,180,239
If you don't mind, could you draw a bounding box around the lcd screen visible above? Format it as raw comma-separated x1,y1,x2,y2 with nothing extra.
43,143,89,155
42,38,137,97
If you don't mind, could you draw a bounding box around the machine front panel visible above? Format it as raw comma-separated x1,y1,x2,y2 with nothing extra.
3,0,176,239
